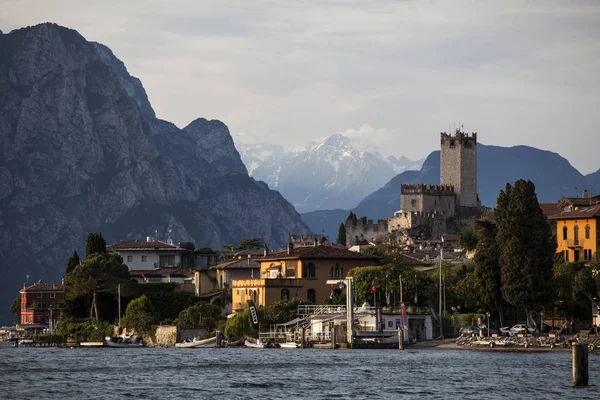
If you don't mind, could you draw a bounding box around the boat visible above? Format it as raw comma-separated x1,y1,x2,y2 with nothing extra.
244,338,265,348
279,342,299,349
175,336,217,348
105,334,145,348
18,337,34,346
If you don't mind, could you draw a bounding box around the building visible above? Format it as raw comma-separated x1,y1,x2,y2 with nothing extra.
129,268,196,292
231,242,379,312
549,201,600,263
346,130,482,246
107,238,218,271
19,280,64,328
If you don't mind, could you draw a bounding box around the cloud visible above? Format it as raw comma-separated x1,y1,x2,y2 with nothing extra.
2,0,600,173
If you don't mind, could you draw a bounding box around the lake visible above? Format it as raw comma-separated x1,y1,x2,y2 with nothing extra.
1,344,598,399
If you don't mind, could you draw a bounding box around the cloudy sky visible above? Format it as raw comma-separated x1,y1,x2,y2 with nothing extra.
3,0,600,173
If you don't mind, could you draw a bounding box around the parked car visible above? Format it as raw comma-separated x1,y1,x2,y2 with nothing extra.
459,326,486,336
510,324,536,335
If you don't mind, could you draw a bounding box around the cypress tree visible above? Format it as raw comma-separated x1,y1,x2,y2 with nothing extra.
496,180,555,327
473,220,504,326
66,250,80,275
337,223,347,246
85,232,107,259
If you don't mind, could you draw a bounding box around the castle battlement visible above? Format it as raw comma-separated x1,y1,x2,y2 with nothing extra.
393,210,444,219
401,183,455,196
440,129,477,147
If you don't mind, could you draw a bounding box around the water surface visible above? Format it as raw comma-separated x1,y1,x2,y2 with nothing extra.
1,344,598,399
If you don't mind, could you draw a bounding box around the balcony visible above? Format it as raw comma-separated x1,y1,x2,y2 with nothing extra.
567,239,585,248
231,278,302,288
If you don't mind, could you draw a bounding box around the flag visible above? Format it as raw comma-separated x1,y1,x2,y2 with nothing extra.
426,300,439,323
370,282,376,293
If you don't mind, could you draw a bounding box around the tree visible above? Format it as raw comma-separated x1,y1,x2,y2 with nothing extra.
66,250,80,275
348,265,394,306
496,180,555,328
64,252,130,321
458,218,479,251
473,221,505,326
337,223,347,246
238,238,265,250
10,294,21,323
85,232,106,258
176,303,222,330
265,299,310,325
122,295,156,334
224,306,265,339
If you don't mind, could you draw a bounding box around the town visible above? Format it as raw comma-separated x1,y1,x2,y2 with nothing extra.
4,129,599,354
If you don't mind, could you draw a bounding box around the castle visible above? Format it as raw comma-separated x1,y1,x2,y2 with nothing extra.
346,129,481,246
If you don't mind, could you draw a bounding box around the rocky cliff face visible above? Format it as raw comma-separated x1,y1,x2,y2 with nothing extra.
0,23,309,322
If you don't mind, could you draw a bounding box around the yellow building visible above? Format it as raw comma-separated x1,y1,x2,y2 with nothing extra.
231,244,379,312
549,202,600,262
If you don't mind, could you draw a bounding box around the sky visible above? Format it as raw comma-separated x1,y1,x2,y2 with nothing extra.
3,0,600,174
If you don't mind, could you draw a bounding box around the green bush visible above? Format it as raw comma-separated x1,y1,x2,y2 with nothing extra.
60,318,114,342
176,303,223,330
122,295,157,335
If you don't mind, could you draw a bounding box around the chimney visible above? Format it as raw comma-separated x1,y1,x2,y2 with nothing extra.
313,237,318,247
583,189,589,198
247,254,251,266
263,245,268,257
287,240,294,255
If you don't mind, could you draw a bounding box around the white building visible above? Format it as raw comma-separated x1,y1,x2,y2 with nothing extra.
107,238,188,271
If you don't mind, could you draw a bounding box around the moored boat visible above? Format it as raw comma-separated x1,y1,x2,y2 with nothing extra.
175,336,217,348
18,337,34,346
244,338,265,348
279,342,299,349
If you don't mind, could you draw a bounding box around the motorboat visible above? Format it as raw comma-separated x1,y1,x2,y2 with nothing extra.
18,337,34,346
105,334,145,348
175,336,217,348
244,338,265,348
279,342,299,349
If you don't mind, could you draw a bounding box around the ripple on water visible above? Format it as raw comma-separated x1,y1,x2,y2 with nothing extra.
0,344,598,399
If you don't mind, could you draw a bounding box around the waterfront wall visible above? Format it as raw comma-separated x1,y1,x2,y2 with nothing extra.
144,326,206,347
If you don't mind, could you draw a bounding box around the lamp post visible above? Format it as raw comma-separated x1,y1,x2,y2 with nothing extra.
486,312,490,338
48,304,55,335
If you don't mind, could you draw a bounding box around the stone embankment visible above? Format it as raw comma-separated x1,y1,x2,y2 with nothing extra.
448,333,600,352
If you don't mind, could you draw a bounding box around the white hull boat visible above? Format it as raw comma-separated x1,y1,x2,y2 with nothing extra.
279,342,299,349
244,339,265,348
175,336,217,348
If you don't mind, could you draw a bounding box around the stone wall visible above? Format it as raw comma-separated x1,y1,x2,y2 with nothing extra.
345,218,389,246
146,326,207,347
388,211,446,240
400,185,456,217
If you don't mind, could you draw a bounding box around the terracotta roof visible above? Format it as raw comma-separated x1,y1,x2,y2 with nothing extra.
539,203,561,217
259,246,380,262
21,280,64,292
209,259,260,270
557,195,600,209
129,268,195,277
107,240,182,251
548,204,600,220
233,249,266,257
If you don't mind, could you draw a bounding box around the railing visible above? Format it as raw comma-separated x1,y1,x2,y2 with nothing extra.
297,304,376,315
566,239,584,248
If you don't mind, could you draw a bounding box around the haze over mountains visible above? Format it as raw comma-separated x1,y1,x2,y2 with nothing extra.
0,23,309,323
239,134,423,213
301,144,600,239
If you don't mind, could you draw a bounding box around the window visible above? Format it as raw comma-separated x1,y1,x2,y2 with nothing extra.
585,225,591,239
574,250,580,262
159,255,176,267
307,289,316,304
286,267,296,278
127,255,133,262
566,251,569,262
388,321,393,328
281,289,289,301
563,226,568,240
574,226,579,245
304,263,316,278
411,199,417,207
50,293,55,298
142,255,147,262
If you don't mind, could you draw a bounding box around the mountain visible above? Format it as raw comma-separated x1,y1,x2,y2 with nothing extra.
0,23,309,323
302,144,600,239
238,134,423,213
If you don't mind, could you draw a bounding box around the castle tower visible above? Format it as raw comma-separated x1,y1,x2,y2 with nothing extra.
440,129,478,208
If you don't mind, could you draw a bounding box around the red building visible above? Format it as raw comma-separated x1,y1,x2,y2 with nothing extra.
20,280,65,327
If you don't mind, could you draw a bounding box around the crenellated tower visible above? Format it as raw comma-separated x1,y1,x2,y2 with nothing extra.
440,130,478,208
